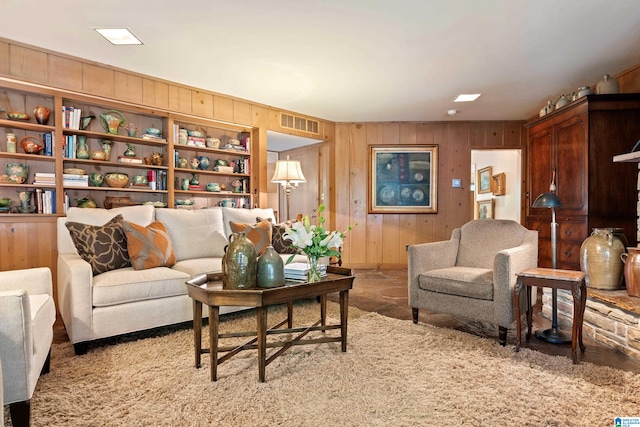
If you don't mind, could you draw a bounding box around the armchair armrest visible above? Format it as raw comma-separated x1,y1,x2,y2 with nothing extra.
408,238,459,291
493,242,539,324
0,267,52,296
0,289,32,399
57,253,94,344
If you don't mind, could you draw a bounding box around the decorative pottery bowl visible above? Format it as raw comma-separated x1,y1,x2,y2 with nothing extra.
229,139,241,146
174,199,194,206
206,182,221,192
145,127,161,136
90,151,106,161
0,198,12,207
187,130,206,138
63,168,86,175
104,172,129,188
206,138,220,149
20,136,45,154
6,111,29,121
218,199,236,208
6,163,29,183
215,159,228,167
132,175,148,185
144,157,153,165
104,196,132,209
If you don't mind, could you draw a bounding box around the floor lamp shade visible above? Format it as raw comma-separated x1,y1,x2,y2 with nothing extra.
271,156,306,192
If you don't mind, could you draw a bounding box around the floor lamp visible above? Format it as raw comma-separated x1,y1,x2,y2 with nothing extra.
271,155,306,221
532,191,572,344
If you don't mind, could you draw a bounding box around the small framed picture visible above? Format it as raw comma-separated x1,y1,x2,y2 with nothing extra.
477,166,492,194
492,172,506,196
476,199,494,219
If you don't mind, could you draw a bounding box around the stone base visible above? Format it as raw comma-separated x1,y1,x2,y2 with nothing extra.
542,288,640,360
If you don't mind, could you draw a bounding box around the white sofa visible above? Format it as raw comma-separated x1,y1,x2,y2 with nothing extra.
57,205,305,355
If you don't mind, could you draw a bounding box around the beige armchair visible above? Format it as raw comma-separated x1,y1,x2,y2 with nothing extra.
408,220,538,345
0,267,56,427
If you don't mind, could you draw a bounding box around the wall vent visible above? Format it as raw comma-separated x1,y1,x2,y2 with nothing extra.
280,113,319,135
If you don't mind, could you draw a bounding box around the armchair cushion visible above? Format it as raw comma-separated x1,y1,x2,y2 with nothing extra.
419,267,493,300
456,220,529,268
65,214,131,275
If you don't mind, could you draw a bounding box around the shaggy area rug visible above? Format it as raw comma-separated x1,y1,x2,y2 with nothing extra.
5,301,640,426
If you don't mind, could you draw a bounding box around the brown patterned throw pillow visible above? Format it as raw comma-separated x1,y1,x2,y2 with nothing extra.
122,221,176,270
229,219,272,255
65,214,131,276
257,217,298,254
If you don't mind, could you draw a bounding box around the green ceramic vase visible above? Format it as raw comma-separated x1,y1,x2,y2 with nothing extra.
222,232,257,290
257,246,285,288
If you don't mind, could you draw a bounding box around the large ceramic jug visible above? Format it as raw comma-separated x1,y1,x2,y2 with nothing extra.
257,245,285,288
222,232,257,289
620,248,640,297
580,228,625,289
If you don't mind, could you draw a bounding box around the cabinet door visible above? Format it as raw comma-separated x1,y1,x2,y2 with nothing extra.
527,126,553,214
555,115,587,215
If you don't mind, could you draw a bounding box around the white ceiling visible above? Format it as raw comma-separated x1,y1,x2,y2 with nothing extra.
1,0,640,123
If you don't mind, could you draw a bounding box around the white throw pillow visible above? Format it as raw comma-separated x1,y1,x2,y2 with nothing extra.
156,208,227,261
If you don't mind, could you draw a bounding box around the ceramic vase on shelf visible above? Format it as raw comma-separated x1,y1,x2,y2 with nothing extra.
33,106,50,125
100,140,114,161
596,74,619,94
257,246,285,288
222,232,257,290
579,228,625,289
75,136,90,159
620,248,640,297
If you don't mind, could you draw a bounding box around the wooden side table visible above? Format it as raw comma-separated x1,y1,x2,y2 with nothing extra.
514,267,587,364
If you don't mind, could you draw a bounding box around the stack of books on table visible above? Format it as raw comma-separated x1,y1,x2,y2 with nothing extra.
63,173,88,187
284,262,327,281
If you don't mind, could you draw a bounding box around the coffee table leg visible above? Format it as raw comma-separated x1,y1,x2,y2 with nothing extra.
340,290,349,352
287,300,293,329
209,305,219,381
257,307,267,382
320,294,327,330
193,300,202,368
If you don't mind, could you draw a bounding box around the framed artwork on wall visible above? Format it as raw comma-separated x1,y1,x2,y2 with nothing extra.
368,145,438,213
492,172,506,196
476,199,495,219
477,166,493,194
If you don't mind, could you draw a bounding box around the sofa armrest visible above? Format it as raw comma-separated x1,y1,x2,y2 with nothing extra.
0,289,32,400
0,267,52,296
57,253,94,344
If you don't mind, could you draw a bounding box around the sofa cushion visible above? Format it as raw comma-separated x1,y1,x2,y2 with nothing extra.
456,219,528,269
229,219,272,255
155,208,227,261
172,257,223,277
221,207,276,241
58,205,156,255
92,267,190,307
258,217,298,254
418,266,494,300
123,221,176,270
66,215,131,275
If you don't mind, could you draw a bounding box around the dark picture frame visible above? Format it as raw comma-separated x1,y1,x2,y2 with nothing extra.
368,145,438,213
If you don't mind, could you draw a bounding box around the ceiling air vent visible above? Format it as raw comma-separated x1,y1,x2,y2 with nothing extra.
280,113,319,135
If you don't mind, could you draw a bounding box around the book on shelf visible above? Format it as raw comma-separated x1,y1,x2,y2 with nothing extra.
42,132,53,156
63,174,89,187
62,106,82,130
117,156,144,164
141,134,166,142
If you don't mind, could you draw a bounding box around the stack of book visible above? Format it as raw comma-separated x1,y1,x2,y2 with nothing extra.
33,172,56,186
63,174,88,187
284,262,327,281
141,133,166,142
118,156,143,164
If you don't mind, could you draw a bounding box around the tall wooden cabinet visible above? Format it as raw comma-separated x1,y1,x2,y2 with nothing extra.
526,94,640,270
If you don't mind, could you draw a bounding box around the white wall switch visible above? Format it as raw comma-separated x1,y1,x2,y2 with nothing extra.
452,178,462,188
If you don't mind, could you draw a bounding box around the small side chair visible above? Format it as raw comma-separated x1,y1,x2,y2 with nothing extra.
0,267,56,427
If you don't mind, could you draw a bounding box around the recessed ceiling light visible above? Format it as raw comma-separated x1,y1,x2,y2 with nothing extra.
95,28,142,45
454,93,481,102
447,109,458,116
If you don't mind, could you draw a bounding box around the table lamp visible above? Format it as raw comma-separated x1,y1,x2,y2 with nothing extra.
532,191,572,344
271,155,306,220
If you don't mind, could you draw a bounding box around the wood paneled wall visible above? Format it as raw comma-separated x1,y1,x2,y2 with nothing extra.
333,121,526,268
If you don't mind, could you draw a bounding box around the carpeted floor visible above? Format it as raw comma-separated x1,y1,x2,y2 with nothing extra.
5,300,640,426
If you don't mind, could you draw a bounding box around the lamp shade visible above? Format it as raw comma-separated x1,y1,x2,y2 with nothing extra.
532,192,562,208
271,156,306,184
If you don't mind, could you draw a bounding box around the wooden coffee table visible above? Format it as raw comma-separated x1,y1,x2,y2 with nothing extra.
185,266,354,382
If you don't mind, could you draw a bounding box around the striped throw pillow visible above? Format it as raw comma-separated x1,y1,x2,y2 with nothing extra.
123,220,176,270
